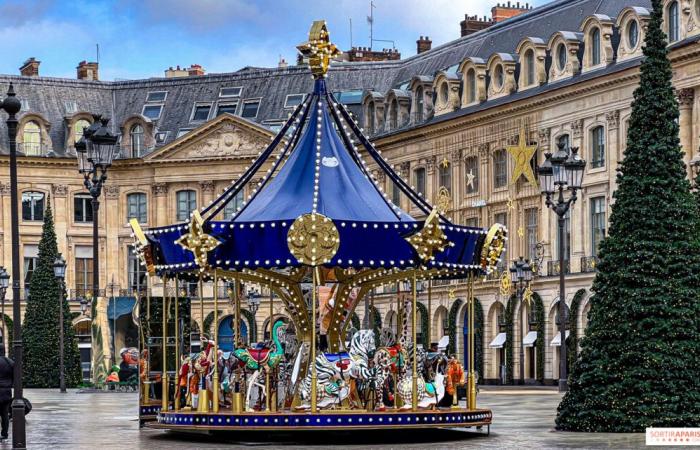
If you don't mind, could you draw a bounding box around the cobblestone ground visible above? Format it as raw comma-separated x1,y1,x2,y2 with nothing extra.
0,388,652,449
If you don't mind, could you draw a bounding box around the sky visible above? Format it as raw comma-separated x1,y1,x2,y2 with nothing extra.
0,0,546,81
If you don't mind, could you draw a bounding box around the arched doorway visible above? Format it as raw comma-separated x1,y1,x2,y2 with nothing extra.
549,300,571,380
486,302,506,383
74,318,92,381
433,305,448,344
217,315,249,352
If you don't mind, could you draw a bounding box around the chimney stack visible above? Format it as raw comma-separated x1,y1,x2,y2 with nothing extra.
460,14,495,36
491,1,532,23
77,61,99,80
278,57,288,69
187,64,205,76
417,36,432,54
19,58,41,77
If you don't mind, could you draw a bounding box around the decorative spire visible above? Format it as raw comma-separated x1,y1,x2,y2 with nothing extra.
297,20,341,79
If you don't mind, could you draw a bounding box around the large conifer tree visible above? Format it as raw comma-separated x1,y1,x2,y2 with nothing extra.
556,0,700,431
23,200,82,387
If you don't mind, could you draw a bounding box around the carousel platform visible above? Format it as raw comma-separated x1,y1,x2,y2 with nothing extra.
148,408,492,432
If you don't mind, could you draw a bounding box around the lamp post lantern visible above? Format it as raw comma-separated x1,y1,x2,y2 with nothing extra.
538,142,586,392
53,255,67,394
246,287,261,316
1,82,27,449
509,257,532,385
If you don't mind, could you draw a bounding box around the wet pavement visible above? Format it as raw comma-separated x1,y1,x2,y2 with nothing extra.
3,388,651,449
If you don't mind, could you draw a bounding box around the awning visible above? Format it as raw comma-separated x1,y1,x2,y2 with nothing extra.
550,330,570,347
523,331,538,347
489,332,507,348
107,297,136,320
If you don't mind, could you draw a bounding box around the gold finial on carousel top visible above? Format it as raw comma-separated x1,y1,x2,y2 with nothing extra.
297,20,341,79
176,210,220,269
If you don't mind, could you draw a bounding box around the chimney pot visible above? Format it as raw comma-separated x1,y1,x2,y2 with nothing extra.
76,60,99,81
19,57,40,77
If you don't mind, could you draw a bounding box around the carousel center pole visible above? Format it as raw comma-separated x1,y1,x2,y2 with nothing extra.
411,271,418,411
161,276,169,412
427,279,432,348
213,272,220,413
145,274,152,403
311,268,318,413
468,273,477,410
230,279,243,413
197,274,209,413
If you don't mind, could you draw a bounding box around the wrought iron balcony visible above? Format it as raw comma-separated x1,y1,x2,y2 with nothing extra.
17,143,51,156
547,260,570,276
580,256,599,273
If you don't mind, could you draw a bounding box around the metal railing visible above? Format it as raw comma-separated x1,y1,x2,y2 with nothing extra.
547,260,570,276
17,143,50,156
580,256,599,273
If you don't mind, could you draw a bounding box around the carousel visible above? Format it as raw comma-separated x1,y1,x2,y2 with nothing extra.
132,21,506,433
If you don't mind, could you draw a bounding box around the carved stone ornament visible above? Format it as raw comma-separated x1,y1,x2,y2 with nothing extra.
105,185,120,199
605,110,620,129
426,155,437,174
151,182,168,196
571,119,584,138
676,88,695,107
199,181,215,193
0,183,10,196
180,125,268,159
538,128,551,147
51,184,68,197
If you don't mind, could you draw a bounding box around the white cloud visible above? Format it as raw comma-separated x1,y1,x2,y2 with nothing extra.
121,0,262,31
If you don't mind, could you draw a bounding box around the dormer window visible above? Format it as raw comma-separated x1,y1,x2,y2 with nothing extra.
493,64,504,89
668,1,679,42
284,94,305,109
74,119,90,144
146,91,167,103
241,99,261,119
22,121,42,156
524,50,535,86
142,105,162,120
190,103,212,122
415,86,423,122
466,69,476,103
367,101,375,134
130,124,144,157
557,43,567,70
590,28,601,66
219,87,242,98
440,82,449,104
627,20,639,49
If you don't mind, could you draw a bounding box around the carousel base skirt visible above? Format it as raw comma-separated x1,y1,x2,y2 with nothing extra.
140,403,163,425
148,408,492,432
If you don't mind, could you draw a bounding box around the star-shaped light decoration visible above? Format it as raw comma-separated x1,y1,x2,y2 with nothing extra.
176,211,220,269
436,186,451,215
506,126,539,188
407,207,451,263
448,288,456,301
523,286,534,306
296,21,341,79
466,169,476,190
440,157,450,169
506,197,515,211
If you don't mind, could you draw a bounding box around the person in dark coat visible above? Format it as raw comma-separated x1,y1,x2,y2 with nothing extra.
0,354,13,440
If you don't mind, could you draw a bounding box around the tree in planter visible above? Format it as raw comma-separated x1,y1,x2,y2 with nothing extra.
556,0,700,431
22,200,82,387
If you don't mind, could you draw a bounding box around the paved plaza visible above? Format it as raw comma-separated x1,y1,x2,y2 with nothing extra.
0,388,652,449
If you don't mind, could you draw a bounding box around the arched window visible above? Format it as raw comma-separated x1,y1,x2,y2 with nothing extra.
74,119,90,145
524,49,535,86
367,101,375,134
176,190,197,221
493,64,504,88
493,150,508,188
590,126,605,168
22,191,45,221
22,121,42,156
557,134,571,154
557,43,567,71
415,86,424,122
438,161,451,194
591,28,601,66
440,82,449,104
130,124,144,158
668,1,679,42
627,20,639,49
466,69,476,103
465,156,479,194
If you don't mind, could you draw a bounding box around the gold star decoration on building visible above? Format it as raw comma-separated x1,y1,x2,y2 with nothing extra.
176,211,220,269
466,169,475,190
517,226,524,238
506,197,515,211
448,288,456,301
440,157,450,169
506,126,539,188
523,286,534,306
296,21,341,79
499,271,512,296
436,186,451,215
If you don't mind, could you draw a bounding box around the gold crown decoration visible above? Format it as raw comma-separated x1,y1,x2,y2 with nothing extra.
287,213,340,266
297,20,341,79
175,211,221,269
480,223,508,272
407,207,451,262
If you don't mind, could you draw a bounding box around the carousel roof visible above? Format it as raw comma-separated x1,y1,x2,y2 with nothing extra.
132,22,506,278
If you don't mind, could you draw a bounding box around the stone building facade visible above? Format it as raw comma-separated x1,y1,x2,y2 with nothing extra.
0,0,699,384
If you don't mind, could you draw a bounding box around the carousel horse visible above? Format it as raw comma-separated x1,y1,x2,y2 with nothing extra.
297,329,375,410
396,345,448,409
234,320,286,411
372,300,410,411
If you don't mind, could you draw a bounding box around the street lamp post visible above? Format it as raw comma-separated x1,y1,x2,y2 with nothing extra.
509,257,532,385
53,255,67,393
0,268,9,357
246,287,260,341
1,82,27,449
537,142,586,392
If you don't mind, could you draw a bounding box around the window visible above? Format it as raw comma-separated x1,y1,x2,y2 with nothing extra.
557,134,570,154
493,64,504,88
590,197,606,256
177,128,194,138
367,101,375,134
130,124,144,157
627,20,639,49
389,99,398,129
22,121,42,156
415,86,423,122
333,90,364,105
466,69,476,103
438,162,451,194
127,245,146,293
155,131,169,144
392,183,401,206
127,193,147,223
263,120,284,132
241,100,260,118
223,191,244,219
591,28,601,66
465,217,478,228
74,194,93,223
21,191,44,221
75,255,93,296
64,101,78,114
219,87,242,98
414,167,426,196
559,210,571,262
524,50,535,86
440,82,449,104
23,245,38,296
668,1,679,42
525,208,538,261
556,43,567,71
216,102,238,116
74,119,90,144
590,126,605,168
493,150,508,188
146,91,168,103
284,94,305,108
465,156,479,194
191,104,211,122
142,105,163,120
176,190,197,221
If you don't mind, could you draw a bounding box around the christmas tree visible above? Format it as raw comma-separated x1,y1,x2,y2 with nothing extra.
23,199,82,388
556,0,700,432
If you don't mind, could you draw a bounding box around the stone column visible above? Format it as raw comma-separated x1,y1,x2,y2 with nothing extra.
478,144,490,227
399,161,411,210
537,128,552,261
605,110,620,201
425,155,436,205
0,183,10,281
199,180,215,210
677,88,694,176
51,184,69,287
103,185,120,294
152,183,169,227
569,119,584,272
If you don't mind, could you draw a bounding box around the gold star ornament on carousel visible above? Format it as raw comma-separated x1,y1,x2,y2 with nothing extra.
506,126,539,188
176,210,221,269
297,20,341,79
407,207,450,263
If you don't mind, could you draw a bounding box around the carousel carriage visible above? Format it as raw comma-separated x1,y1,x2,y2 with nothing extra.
132,21,506,433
